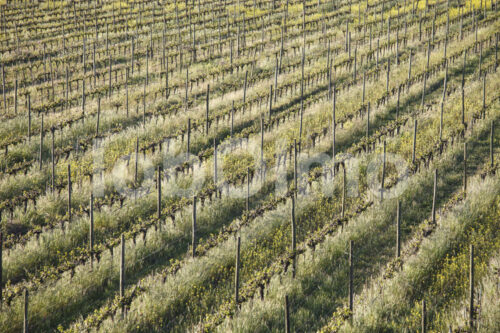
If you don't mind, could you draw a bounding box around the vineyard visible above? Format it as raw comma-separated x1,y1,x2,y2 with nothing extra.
0,0,499,332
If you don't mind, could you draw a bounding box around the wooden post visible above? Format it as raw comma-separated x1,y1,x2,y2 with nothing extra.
299,53,304,145
353,48,357,80
157,166,162,220
109,54,112,97
412,119,417,164
422,299,426,333
396,29,400,65
260,116,264,172
185,68,189,108
482,73,486,118
462,53,466,126
135,137,139,185
268,85,273,120
362,72,366,104
246,167,250,211
469,244,474,330
369,24,372,50
192,25,196,63
285,295,290,333
443,62,448,103
464,143,467,194
214,139,218,189
291,196,296,278
146,49,149,86
349,240,353,312
342,165,346,218
206,84,210,134
426,40,431,71
96,97,101,135
187,118,191,159
440,102,444,141
432,169,437,223
23,289,28,333
234,236,241,306
387,16,391,45
230,39,233,67
280,25,284,71
328,44,332,100
90,193,94,258
408,51,412,81
93,42,96,87
386,58,390,94
14,78,17,114
381,141,386,198
418,14,423,40
82,80,86,121
165,60,169,100
192,196,197,257
120,233,125,317
458,5,464,39
142,81,146,127
1,64,5,112
274,58,278,103
28,95,31,142
243,71,248,110
396,200,401,258
333,84,336,176
126,69,129,117
39,115,44,170
495,32,498,71
345,20,349,52
294,139,297,197
65,67,69,109
348,32,351,58
366,102,370,140
396,86,401,125
51,128,55,193
68,165,71,224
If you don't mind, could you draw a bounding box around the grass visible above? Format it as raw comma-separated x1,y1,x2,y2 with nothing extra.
0,0,499,331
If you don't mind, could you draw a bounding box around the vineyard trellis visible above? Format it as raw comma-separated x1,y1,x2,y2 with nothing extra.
0,0,498,332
